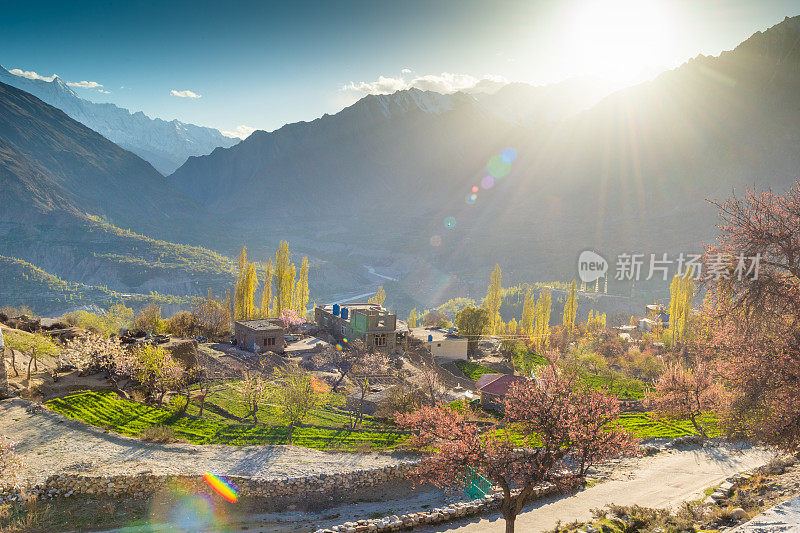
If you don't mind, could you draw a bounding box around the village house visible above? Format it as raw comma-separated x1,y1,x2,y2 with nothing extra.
409,327,467,361
638,303,670,332
234,319,285,353
475,373,527,412
314,303,407,353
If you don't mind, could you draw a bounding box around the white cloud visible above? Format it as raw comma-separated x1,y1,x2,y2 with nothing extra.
341,71,507,96
8,68,59,82
170,89,202,98
221,125,257,139
98,89,111,94
67,80,103,89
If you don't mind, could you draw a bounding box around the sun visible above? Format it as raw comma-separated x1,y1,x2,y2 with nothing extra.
560,0,676,84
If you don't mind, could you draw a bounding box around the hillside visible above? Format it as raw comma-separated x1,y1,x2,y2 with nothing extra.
0,255,188,316
168,15,800,305
0,80,237,305
0,66,238,174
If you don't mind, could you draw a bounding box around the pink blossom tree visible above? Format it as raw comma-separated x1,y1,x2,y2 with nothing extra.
651,361,723,439
0,436,23,488
279,308,305,330
703,182,800,452
396,369,636,533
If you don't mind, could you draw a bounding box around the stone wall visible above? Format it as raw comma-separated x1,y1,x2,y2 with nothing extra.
31,463,416,501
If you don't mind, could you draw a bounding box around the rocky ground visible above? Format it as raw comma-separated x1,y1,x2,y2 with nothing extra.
0,398,409,485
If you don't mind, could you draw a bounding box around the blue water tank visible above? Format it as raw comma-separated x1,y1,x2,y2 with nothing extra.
341,307,349,320
332,304,340,316
427,334,433,342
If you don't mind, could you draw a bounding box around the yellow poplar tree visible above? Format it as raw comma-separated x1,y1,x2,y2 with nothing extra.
533,288,551,352
484,264,502,334
369,286,387,306
293,257,310,314
521,287,534,337
562,280,577,338
274,241,291,316
408,308,418,328
261,260,274,318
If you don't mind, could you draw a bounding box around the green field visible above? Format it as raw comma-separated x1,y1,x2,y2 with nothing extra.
613,412,720,438
46,391,406,450
577,372,647,399
454,360,499,381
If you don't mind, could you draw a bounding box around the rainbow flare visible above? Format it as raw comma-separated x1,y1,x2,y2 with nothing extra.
202,473,238,503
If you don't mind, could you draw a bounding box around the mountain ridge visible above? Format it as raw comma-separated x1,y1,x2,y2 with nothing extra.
0,65,239,174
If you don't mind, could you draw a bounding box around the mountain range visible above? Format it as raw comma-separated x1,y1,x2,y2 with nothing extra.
0,66,238,174
2,15,799,316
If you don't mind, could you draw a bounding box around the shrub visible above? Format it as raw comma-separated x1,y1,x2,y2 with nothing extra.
139,425,180,443
132,303,164,334
163,311,200,337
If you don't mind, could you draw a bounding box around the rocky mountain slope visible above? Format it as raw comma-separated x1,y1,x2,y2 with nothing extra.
168,15,800,299
0,80,236,306
0,66,238,174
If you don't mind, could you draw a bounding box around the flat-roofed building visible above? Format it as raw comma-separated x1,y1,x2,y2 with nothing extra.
409,327,468,361
234,319,285,353
314,303,406,353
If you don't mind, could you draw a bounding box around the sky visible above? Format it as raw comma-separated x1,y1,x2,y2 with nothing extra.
1,0,797,137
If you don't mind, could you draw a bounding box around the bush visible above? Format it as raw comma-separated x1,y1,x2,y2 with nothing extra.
133,303,164,334
139,425,181,443
164,311,200,337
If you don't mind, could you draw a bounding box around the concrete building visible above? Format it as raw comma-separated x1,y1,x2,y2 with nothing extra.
314,303,406,353
234,319,285,353
409,327,467,361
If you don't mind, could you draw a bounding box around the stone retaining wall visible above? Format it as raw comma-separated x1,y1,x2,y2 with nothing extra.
2,463,416,502
314,483,559,533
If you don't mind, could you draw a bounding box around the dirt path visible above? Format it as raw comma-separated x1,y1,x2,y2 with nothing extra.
414,444,776,533
0,398,408,484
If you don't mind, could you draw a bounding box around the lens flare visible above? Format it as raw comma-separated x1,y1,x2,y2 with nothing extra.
444,216,456,229
487,154,511,179
342,338,348,344
430,235,442,247
202,473,238,503
500,147,517,164
481,175,495,189
465,194,476,205
335,343,343,351
168,494,213,530
471,185,479,193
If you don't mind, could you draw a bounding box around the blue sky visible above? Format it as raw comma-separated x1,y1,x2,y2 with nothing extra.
1,0,797,136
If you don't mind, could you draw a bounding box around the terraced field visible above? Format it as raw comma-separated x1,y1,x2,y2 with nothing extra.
614,412,720,438
46,391,407,450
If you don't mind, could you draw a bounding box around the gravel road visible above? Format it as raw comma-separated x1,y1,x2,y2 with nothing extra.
415,443,776,533
0,398,407,484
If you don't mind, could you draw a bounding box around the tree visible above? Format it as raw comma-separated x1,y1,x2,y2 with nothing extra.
521,287,534,337
562,281,578,339
5,331,60,381
238,369,270,422
422,309,451,329
407,308,418,328
271,364,328,433
192,289,231,339
532,289,552,352
0,436,23,488
61,333,126,378
274,241,292,317
455,306,491,355
667,272,695,346
115,345,184,405
164,311,200,337
484,264,502,334
702,182,800,452
293,256,310,314
279,308,305,330
261,260,274,318
651,361,722,438
133,303,165,333
397,369,635,533
368,286,387,306
346,346,390,428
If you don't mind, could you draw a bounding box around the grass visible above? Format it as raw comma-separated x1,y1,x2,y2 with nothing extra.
183,382,392,431
454,360,498,381
46,391,406,451
612,412,721,438
576,372,647,399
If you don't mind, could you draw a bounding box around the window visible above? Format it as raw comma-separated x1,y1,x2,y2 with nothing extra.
437,343,441,347
375,334,386,347
267,337,276,346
